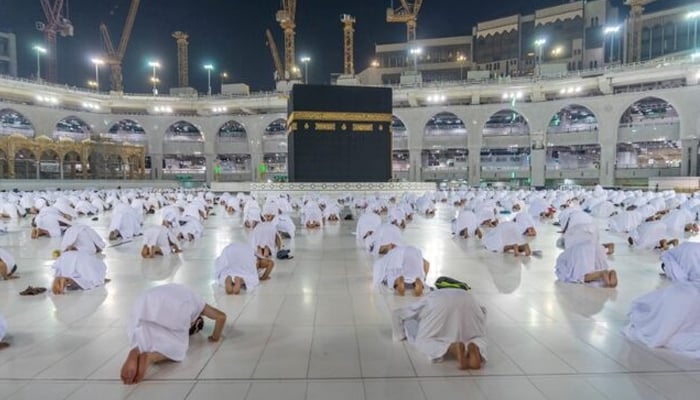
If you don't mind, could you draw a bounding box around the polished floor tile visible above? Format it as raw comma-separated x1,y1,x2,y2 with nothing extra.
1,197,700,400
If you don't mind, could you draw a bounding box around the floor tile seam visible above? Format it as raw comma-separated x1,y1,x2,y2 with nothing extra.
580,374,667,400
12,324,116,379
0,379,30,400
6,369,700,385
550,323,681,372
243,323,277,380
522,323,629,374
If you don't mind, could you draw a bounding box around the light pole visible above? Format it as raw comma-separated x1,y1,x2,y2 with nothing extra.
300,56,311,83
148,61,160,95
204,64,214,96
409,47,422,73
604,26,621,65
91,58,104,91
534,38,547,78
220,72,228,93
457,54,466,80
33,45,46,81
687,11,700,51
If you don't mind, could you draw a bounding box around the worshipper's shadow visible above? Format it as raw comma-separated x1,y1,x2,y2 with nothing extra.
141,256,182,281
50,287,108,325
485,255,523,294
554,281,617,318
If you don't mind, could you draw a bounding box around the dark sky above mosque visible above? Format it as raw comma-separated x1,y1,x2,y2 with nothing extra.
0,0,688,93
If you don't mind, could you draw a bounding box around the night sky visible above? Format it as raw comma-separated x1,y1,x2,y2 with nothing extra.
0,0,689,93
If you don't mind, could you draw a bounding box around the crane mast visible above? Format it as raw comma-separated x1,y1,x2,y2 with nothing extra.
172,31,190,87
276,0,299,79
625,0,656,63
100,0,141,93
386,0,424,43
266,29,285,81
38,0,74,83
341,14,356,76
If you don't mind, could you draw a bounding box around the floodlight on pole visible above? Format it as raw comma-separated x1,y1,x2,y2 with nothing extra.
91,58,104,91
220,72,228,93
409,47,422,72
300,56,311,84
534,38,547,78
33,45,47,82
604,26,621,64
148,61,160,95
204,64,214,96
687,11,700,51
457,54,466,80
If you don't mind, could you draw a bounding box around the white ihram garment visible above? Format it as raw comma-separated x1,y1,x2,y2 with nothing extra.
51,251,107,290
660,243,700,283
127,284,206,361
109,203,142,240
555,241,608,283
482,221,523,252
61,224,105,253
142,225,178,254
624,282,700,358
214,243,260,290
391,288,488,362
629,221,668,249
373,245,425,287
451,210,478,236
250,222,279,253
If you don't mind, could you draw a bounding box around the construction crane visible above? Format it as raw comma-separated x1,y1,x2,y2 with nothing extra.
625,0,656,63
172,31,190,87
276,0,299,79
37,0,74,83
100,0,141,93
341,14,356,76
386,0,424,43
266,29,285,81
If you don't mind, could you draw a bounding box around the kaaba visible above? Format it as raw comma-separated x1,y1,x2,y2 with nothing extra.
287,84,393,182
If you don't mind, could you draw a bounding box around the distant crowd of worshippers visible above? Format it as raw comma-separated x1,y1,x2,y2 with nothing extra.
1,184,700,381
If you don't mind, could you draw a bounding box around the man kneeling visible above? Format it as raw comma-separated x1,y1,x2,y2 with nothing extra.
120,283,226,385
140,225,181,258
215,243,274,294
391,287,487,370
51,249,109,295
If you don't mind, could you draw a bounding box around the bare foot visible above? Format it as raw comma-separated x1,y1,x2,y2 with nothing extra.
224,276,234,295
120,348,140,385
521,244,531,257
466,342,482,370
135,352,149,384
52,277,66,295
669,239,679,247
604,243,615,255
0,342,9,350
607,270,618,288
395,276,405,296
455,342,468,370
414,278,424,297
233,277,243,294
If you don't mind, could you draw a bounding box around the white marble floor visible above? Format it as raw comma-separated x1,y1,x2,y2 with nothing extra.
1,200,699,400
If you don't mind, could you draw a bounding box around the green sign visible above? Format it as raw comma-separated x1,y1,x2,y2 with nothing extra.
258,163,268,174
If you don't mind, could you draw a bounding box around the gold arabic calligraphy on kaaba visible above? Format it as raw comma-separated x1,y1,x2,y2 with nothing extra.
288,111,393,135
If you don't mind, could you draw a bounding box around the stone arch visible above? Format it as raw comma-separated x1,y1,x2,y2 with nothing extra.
618,96,679,128
108,119,146,142
392,115,408,137
165,120,203,141
264,118,286,136
483,109,530,136
0,108,35,137
547,104,598,134
14,148,37,179
63,151,82,179
424,111,467,136
218,120,247,140
54,116,92,140
546,144,601,170
38,149,60,179
616,141,682,169
0,148,8,178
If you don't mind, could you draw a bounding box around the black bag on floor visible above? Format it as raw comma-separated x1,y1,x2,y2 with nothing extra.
435,276,471,291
